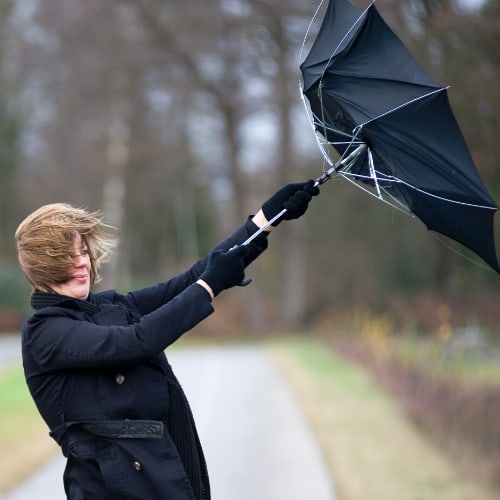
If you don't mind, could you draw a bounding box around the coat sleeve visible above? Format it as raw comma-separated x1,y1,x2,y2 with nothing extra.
128,217,268,315
23,284,213,370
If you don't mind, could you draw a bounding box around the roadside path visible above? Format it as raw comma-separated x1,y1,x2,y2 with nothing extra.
4,344,337,500
0,334,22,372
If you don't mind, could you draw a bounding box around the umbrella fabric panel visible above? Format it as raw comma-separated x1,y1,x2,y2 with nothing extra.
332,6,440,89
301,1,440,98
300,0,499,272
400,187,499,272
363,90,498,208
315,74,439,133
301,0,364,92
308,6,442,127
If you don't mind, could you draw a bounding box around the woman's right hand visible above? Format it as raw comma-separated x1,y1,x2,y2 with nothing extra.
198,245,250,297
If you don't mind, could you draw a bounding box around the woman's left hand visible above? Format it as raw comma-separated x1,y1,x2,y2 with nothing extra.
261,180,320,226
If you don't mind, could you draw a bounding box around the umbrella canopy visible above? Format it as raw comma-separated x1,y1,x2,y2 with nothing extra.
300,0,499,272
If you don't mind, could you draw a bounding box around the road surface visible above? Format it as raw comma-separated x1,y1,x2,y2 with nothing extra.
0,334,22,370
4,344,336,500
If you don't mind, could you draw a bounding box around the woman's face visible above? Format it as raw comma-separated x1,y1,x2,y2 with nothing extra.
51,233,92,300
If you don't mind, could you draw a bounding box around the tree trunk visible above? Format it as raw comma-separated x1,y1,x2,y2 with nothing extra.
275,17,306,327
101,106,129,289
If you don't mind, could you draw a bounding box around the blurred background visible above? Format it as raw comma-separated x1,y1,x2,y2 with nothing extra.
1,0,500,330
0,0,499,497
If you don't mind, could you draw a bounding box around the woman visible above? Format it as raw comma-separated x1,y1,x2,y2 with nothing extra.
15,181,319,500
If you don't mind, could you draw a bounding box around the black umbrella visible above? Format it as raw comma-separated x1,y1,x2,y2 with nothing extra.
299,0,499,272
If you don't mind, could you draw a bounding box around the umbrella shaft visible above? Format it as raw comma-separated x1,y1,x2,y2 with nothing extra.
241,145,366,246
240,209,287,247
315,143,368,185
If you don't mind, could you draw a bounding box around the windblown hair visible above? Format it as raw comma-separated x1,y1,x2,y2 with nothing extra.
15,203,116,291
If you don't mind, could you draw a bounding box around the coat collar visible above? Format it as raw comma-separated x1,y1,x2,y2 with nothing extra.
30,291,101,315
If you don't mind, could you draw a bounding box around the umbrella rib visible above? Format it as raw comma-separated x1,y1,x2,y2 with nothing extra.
367,148,382,198
357,87,448,128
300,88,364,167
384,176,498,211
353,166,497,211
300,89,333,165
299,0,327,67
335,149,496,211
338,169,413,215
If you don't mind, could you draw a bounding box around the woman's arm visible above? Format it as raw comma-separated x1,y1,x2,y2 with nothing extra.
128,216,270,315
24,285,214,371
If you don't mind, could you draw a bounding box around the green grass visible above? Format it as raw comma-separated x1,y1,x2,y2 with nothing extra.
0,366,35,410
0,366,58,493
0,366,44,436
270,337,498,500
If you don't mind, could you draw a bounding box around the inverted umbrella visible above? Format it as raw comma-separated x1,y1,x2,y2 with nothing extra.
295,0,499,272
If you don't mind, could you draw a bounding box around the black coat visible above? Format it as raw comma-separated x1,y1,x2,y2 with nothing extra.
21,219,267,500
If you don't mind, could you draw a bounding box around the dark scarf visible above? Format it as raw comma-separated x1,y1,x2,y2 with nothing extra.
31,291,101,314
165,368,210,500
30,291,211,500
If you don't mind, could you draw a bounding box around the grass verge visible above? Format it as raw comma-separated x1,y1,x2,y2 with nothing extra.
270,337,497,500
0,366,59,494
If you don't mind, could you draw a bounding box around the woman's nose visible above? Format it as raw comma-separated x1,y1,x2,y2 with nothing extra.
73,253,86,266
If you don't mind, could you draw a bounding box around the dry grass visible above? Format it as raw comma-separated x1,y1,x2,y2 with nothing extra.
335,335,500,491
0,414,59,493
270,338,497,500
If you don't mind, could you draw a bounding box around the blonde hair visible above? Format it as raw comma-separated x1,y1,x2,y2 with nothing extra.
15,203,116,291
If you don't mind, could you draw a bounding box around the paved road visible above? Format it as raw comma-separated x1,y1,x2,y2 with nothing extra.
4,345,337,500
0,334,22,371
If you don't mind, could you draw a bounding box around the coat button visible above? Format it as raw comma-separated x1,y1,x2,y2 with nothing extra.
133,461,142,471
115,374,125,384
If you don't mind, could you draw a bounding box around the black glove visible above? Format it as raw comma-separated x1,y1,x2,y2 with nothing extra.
199,245,250,296
261,180,320,226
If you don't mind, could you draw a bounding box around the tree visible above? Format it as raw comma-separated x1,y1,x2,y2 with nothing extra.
3,0,499,327
0,0,21,262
